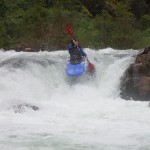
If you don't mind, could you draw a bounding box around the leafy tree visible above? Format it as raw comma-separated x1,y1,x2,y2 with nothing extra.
0,0,150,50
130,0,148,19
80,0,105,17
0,0,7,18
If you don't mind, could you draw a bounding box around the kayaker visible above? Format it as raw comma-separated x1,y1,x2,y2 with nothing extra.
68,39,87,64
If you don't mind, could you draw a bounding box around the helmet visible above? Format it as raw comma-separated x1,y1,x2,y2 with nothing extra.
71,38,77,45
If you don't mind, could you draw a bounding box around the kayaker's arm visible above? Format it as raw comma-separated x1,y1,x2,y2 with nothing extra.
77,46,87,57
68,44,73,55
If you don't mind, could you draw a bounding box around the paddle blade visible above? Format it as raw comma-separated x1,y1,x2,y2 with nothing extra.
88,62,95,72
66,24,74,38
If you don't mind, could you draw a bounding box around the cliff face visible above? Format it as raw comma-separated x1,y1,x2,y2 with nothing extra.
120,47,150,101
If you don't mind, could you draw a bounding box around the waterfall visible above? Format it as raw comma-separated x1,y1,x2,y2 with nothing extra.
0,48,150,150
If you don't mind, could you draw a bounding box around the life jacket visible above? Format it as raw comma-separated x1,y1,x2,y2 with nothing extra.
70,47,83,64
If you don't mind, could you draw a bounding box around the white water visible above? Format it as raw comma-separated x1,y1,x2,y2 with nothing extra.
0,48,150,150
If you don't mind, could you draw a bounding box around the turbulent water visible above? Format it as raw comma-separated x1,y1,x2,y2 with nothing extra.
0,48,150,150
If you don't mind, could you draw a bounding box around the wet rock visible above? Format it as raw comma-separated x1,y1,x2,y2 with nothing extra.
13,104,39,113
15,43,47,52
120,46,150,101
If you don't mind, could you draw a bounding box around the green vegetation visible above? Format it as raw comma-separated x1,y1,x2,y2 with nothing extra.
0,0,150,50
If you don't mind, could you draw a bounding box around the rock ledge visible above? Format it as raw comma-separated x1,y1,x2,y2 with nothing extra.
120,47,150,101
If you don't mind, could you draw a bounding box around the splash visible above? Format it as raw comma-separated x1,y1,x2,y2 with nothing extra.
0,48,150,150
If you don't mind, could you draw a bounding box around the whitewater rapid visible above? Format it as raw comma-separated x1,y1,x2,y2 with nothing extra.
0,48,150,150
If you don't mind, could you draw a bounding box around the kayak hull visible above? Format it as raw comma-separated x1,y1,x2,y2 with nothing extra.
66,61,86,77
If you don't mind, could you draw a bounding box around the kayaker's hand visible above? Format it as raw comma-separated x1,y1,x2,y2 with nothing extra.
83,56,87,61
74,40,79,46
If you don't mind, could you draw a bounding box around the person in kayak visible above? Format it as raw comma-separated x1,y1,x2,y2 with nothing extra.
68,39,87,64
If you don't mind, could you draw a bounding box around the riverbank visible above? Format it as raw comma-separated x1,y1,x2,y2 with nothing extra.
0,0,150,51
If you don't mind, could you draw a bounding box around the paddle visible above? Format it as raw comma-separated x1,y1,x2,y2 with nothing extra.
87,58,95,72
66,24,74,38
66,24,95,72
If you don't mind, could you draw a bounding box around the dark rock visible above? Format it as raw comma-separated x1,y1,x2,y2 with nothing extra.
15,43,48,52
13,104,39,113
120,46,150,101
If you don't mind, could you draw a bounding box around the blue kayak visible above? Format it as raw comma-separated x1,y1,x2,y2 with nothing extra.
66,61,86,77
